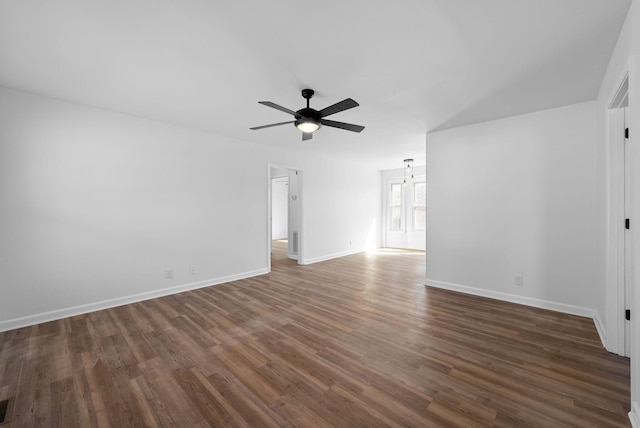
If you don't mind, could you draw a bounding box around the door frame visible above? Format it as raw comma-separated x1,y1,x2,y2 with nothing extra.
267,163,304,269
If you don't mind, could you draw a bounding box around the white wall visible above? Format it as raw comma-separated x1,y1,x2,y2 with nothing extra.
271,178,288,240
595,2,640,424
0,87,381,330
302,163,381,263
426,101,598,316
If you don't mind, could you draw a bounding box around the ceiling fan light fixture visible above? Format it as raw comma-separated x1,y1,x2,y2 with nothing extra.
295,118,320,133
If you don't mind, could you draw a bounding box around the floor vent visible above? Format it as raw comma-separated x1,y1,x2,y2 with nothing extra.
0,397,13,425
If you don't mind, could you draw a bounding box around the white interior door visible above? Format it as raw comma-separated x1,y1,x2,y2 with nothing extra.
606,86,630,357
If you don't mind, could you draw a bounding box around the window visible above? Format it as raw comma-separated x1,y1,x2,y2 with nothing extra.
390,183,402,231
383,174,426,250
413,182,426,230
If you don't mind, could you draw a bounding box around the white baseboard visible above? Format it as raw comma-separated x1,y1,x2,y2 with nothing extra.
630,401,640,428
425,278,601,329
302,248,363,265
592,311,607,348
0,268,269,332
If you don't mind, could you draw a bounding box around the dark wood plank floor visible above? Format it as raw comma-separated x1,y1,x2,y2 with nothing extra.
0,241,630,427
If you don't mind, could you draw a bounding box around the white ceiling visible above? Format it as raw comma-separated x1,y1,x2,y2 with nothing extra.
0,0,631,170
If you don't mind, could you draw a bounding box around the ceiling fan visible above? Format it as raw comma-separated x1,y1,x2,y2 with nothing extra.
250,89,365,140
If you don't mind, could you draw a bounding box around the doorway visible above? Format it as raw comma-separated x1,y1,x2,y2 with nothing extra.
268,164,303,269
381,167,426,251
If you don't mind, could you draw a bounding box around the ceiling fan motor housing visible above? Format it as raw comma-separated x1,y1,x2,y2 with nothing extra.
295,107,321,129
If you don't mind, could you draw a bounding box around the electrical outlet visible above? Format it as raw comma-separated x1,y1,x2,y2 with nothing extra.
189,265,196,275
165,268,174,279
514,275,524,286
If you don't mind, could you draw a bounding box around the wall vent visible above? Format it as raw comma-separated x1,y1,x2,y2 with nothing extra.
292,231,298,254
0,397,14,425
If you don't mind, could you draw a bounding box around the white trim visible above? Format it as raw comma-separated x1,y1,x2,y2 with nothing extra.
302,249,363,265
608,65,630,108
425,279,601,322
0,268,268,332
267,165,273,272
630,401,640,428
628,54,639,420
592,311,607,348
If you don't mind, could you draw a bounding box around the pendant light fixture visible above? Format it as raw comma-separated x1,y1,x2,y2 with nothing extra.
403,158,414,185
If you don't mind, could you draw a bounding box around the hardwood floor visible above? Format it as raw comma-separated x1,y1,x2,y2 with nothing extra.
0,241,630,427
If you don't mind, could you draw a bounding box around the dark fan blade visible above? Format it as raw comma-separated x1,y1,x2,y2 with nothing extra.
318,98,359,117
320,119,365,133
302,132,313,141
258,101,298,116
250,121,295,130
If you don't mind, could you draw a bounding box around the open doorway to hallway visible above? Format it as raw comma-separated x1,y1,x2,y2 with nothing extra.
268,165,303,270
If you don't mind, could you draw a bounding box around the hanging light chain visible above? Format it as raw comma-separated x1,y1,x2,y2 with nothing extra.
403,158,414,185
